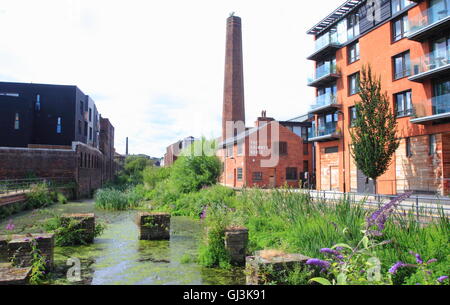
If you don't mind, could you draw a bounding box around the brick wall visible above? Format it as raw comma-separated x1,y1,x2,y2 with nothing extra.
0,142,110,199
319,148,340,191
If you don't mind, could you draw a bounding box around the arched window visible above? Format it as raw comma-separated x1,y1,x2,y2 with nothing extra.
56,117,62,134
14,113,20,130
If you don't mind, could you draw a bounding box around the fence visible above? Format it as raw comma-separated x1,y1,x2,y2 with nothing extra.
0,177,75,196
297,189,450,224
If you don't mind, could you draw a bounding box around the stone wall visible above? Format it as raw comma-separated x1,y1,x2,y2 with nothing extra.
395,135,444,195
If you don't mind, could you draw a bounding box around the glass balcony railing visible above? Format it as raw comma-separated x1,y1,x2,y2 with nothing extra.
310,94,338,111
309,122,339,139
314,32,340,52
308,62,338,84
410,51,450,77
409,4,450,36
412,93,450,119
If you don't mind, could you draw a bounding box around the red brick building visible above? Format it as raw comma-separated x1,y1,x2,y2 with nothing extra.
218,14,313,188
307,0,450,195
219,114,312,188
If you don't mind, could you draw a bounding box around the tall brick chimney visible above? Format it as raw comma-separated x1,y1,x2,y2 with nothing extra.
222,14,245,141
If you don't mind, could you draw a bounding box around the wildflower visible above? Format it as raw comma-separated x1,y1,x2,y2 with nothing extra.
427,259,438,264
409,251,423,264
199,206,208,220
5,220,15,231
388,261,406,274
437,276,448,283
306,258,330,269
320,248,340,256
366,192,413,236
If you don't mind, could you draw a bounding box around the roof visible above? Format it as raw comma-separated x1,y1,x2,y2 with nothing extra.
219,123,268,147
286,114,311,123
307,0,364,35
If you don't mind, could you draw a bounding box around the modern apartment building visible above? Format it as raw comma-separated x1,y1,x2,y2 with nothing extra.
0,81,100,149
307,0,450,195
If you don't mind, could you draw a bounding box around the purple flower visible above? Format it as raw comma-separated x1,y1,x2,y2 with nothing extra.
199,206,208,220
389,261,407,274
306,258,330,269
5,220,15,231
409,251,423,264
320,248,340,256
437,276,448,283
427,259,438,264
366,192,413,235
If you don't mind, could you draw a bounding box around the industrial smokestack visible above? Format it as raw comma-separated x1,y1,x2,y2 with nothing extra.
126,137,129,155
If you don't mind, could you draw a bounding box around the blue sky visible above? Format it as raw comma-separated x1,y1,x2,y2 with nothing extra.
0,0,343,157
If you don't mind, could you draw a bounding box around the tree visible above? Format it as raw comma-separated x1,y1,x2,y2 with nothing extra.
350,65,400,193
170,138,222,193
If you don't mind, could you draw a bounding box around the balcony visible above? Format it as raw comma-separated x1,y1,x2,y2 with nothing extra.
307,32,342,61
307,62,341,88
308,122,342,142
408,5,450,42
409,52,450,82
308,94,341,114
410,93,450,125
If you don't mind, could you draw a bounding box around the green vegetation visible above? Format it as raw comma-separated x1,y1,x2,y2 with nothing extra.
43,215,105,246
25,183,55,209
350,65,400,193
117,155,154,185
94,187,144,211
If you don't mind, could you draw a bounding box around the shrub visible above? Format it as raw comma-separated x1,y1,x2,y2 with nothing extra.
43,215,105,246
143,166,171,189
57,193,68,205
26,183,54,209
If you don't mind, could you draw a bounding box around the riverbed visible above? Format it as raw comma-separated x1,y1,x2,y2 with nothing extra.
0,200,245,285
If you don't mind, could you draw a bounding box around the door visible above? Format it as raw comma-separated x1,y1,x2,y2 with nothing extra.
330,166,339,191
269,176,275,188
357,169,375,194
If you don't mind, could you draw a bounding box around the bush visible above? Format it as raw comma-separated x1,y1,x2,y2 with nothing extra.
26,183,54,209
143,166,171,189
57,193,68,205
43,215,105,246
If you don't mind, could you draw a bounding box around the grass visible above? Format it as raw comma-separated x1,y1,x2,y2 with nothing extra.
94,186,145,211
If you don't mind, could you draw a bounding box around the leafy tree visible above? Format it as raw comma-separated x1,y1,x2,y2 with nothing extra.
350,65,399,193
119,155,153,185
170,138,222,193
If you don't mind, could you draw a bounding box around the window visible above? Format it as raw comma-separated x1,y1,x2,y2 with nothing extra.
89,127,93,140
429,134,437,155
84,122,88,137
392,0,412,14
395,90,413,117
303,143,309,155
393,51,411,80
348,72,360,95
227,145,233,158
80,152,83,168
78,120,82,135
89,108,92,122
35,94,41,111
279,142,288,155
348,41,360,64
56,117,62,134
406,137,412,157
14,113,20,130
286,167,298,181
237,141,243,155
392,15,409,42
325,146,339,154
252,172,262,181
349,106,357,127
80,101,84,114
347,13,360,40
237,168,243,181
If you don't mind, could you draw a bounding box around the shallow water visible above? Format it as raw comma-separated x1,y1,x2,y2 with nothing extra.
0,200,245,285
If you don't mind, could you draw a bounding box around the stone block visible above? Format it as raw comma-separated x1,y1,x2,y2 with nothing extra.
0,263,31,285
136,212,170,240
224,226,248,266
61,213,96,244
245,250,310,285
7,233,54,270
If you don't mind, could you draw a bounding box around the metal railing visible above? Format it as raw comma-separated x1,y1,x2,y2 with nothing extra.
0,177,75,196
295,189,450,223
309,122,339,138
313,31,340,52
308,61,338,83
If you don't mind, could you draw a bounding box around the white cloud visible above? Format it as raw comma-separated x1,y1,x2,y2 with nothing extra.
0,0,343,157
